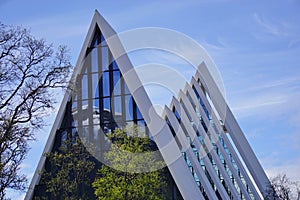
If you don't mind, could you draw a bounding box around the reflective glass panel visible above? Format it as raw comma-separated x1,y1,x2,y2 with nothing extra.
93,99,100,110
81,100,89,126
124,82,130,95
113,71,121,96
102,46,109,71
113,96,122,122
92,73,99,98
136,105,143,120
112,60,118,70
100,33,107,46
102,72,110,97
91,48,98,73
125,95,133,121
103,97,111,111
81,74,88,100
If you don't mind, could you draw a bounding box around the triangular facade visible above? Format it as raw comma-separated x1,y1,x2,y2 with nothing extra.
26,10,270,200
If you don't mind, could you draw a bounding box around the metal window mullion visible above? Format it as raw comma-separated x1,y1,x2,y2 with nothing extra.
120,74,126,126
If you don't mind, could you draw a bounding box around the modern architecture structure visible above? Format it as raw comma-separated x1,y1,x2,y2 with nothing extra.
26,10,271,200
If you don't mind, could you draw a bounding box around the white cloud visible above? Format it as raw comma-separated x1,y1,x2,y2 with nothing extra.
230,75,300,120
263,157,300,182
253,13,288,37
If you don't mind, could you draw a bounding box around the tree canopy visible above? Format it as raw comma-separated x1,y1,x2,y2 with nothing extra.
92,126,169,200
40,138,97,200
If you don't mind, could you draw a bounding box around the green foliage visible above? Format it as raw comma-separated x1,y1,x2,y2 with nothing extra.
92,126,168,200
41,138,97,200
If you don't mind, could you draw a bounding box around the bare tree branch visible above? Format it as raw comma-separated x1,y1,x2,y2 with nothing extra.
0,22,72,199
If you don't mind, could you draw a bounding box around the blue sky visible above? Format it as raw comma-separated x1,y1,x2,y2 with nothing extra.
1,0,300,199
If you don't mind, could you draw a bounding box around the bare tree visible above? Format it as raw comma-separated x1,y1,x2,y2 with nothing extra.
265,174,300,200
0,22,72,199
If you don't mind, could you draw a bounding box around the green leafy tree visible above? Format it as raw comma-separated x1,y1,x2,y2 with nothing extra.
40,138,97,200
92,126,169,200
0,22,71,198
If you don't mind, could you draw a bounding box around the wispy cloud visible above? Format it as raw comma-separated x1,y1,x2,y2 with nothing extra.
262,155,300,181
230,75,300,120
253,13,289,37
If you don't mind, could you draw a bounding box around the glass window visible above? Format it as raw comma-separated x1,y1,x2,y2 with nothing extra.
102,98,111,124
173,108,181,123
72,101,77,112
102,72,110,97
81,65,87,74
102,123,117,134
81,74,88,100
81,100,89,126
72,128,77,144
102,46,109,71
92,100,100,125
100,33,107,46
92,125,100,142
91,48,98,73
92,73,99,98
113,71,121,96
93,99,100,110
124,82,130,95
112,60,118,70
73,94,77,101
61,130,67,146
136,105,143,120
125,95,133,121
103,97,111,111
113,96,122,122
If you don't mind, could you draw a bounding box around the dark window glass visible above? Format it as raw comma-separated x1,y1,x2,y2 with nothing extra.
113,71,121,96
112,60,118,70
61,130,67,147
102,123,117,134
102,46,109,71
136,105,143,120
100,33,107,46
125,95,133,121
92,73,99,98
102,72,110,97
173,108,181,123
72,128,77,144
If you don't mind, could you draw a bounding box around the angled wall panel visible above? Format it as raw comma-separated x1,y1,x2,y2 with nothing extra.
26,10,270,200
